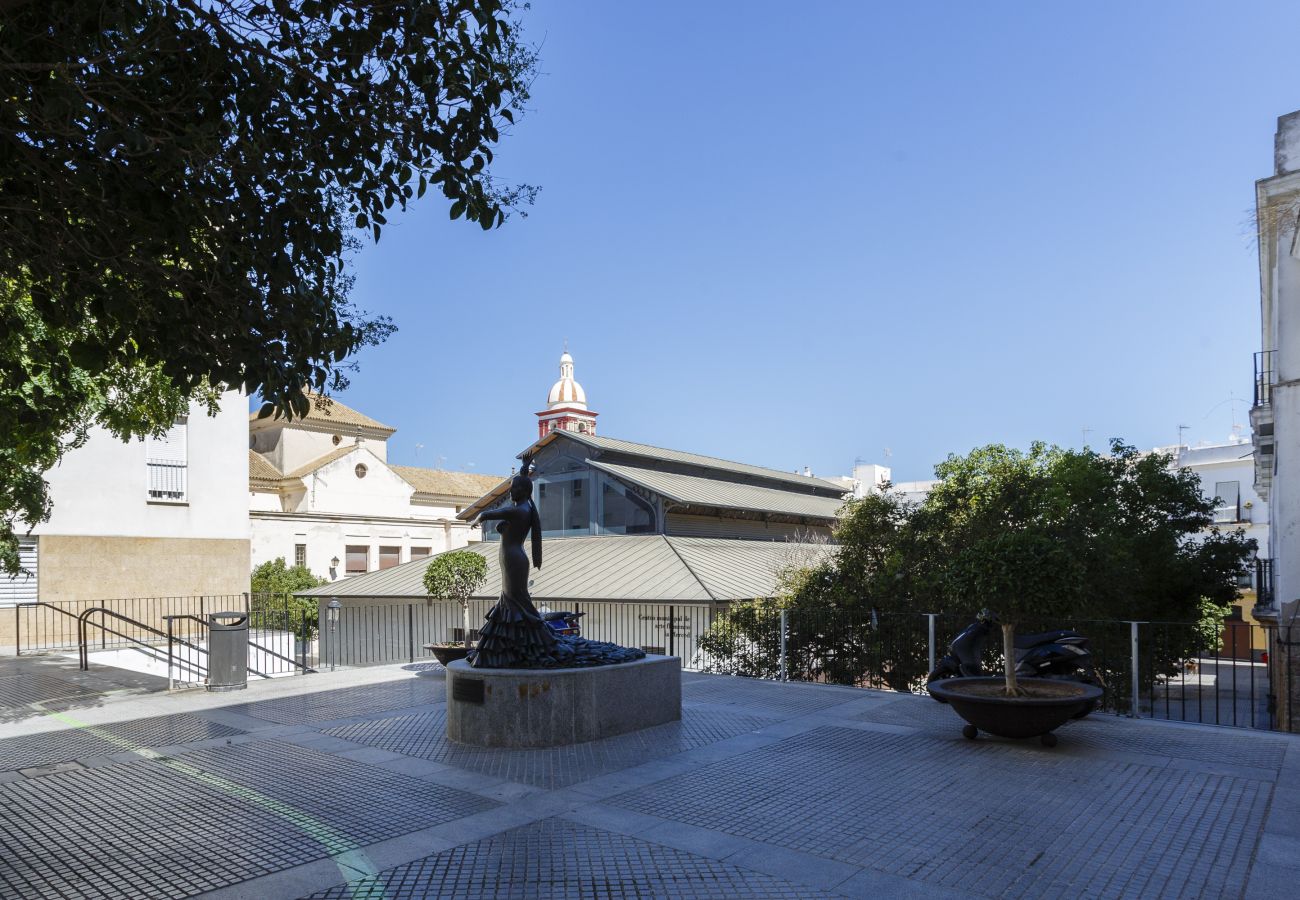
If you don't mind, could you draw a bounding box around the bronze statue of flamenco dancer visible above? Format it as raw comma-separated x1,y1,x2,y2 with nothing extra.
467,458,645,669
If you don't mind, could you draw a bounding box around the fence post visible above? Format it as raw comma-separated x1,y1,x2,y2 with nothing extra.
779,608,788,682
1129,621,1141,718
668,606,676,658
408,603,415,664
926,613,937,676
14,605,19,657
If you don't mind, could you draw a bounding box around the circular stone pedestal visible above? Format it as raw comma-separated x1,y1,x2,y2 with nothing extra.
445,655,682,748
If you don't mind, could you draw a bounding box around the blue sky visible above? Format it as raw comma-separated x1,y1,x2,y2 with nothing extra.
314,1,1300,482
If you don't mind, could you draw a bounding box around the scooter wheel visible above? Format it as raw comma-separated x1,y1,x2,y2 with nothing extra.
962,724,978,740
1040,732,1057,748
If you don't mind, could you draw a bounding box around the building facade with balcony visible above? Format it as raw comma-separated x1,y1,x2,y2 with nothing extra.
0,390,251,614
1252,110,1300,620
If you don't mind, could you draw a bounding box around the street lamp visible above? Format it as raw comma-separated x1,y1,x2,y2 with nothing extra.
329,556,339,580
327,598,341,671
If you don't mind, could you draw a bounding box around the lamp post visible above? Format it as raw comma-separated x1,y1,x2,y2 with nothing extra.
329,556,339,581
327,598,341,671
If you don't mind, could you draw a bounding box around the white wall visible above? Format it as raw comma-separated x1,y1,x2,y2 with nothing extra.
36,390,248,541
250,514,480,581
294,447,412,517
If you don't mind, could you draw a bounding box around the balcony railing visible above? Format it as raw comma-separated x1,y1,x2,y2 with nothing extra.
1256,558,1275,607
147,459,187,501
1254,350,1276,408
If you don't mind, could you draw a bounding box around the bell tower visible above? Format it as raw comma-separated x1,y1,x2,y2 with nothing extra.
537,347,598,438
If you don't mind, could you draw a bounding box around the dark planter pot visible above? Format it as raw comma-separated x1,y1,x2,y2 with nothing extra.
927,677,1103,747
426,644,472,666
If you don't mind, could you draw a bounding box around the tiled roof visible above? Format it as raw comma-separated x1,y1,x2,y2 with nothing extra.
248,451,285,489
250,392,395,435
299,535,836,603
283,444,363,479
391,466,507,500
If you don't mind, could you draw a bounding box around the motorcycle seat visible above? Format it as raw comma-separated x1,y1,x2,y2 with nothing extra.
541,610,579,622
1013,629,1081,649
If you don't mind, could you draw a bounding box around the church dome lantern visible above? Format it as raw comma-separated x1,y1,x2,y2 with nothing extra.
537,347,599,438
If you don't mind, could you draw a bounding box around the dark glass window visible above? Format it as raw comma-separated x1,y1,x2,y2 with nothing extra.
538,476,591,535
600,481,655,534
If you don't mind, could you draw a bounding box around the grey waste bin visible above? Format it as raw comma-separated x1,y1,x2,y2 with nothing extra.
207,611,248,692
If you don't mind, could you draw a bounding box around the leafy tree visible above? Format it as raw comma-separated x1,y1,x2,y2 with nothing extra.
0,1,537,572
250,556,327,637
423,550,488,648
699,441,1255,700
911,441,1253,696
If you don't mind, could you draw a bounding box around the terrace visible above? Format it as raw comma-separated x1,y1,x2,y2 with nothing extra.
0,651,1296,899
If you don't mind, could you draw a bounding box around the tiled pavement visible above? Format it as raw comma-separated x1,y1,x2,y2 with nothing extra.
0,656,1298,899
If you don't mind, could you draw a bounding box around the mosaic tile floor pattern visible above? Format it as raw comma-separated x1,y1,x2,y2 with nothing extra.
302,818,843,900
0,740,497,899
325,706,777,788
610,725,1271,899
226,679,443,724
855,695,1291,770
0,712,244,772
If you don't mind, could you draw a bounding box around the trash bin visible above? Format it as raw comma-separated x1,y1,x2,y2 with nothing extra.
207,611,248,692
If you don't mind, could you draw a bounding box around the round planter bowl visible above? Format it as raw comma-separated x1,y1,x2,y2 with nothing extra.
425,644,471,667
927,677,1103,742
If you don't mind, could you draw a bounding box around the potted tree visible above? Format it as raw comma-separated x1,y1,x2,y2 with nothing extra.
915,442,1216,743
422,550,488,666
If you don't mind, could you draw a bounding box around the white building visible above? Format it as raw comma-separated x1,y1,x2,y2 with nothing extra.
1251,109,1300,619
0,390,251,613
248,395,504,581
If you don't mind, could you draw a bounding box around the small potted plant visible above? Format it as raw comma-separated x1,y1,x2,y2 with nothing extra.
422,550,488,666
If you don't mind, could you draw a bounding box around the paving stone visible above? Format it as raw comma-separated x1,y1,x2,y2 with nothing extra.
0,671,102,721
683,676,862,717
0,712,244,772
0,739,497,899
225,680,444,725
300,818,844,899
856,695,1291,771
610,725,1271,900
325,705,776,788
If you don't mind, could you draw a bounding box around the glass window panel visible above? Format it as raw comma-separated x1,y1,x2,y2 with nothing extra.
601,481,655,534
538,476,591,535
1214,481,1240,523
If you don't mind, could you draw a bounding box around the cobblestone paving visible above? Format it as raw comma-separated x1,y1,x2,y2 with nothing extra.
302,818,842,900
858,695,1291,769
0,712,244,771
0,740,497,899
226,678,443,724
610,725,1270,899
325,705,777,788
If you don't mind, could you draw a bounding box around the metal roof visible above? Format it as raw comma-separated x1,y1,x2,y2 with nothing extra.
588,460,845,521
531,431,848,493
299,535,835,603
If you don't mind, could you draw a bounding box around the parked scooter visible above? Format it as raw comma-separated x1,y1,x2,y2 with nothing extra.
926,610,1103,717
541,610,584,637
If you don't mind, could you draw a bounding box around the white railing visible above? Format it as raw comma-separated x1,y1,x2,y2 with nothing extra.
147,459,187,501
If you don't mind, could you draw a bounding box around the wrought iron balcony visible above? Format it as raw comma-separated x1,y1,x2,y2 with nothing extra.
1255,558,1275,609
1254,350,1276,408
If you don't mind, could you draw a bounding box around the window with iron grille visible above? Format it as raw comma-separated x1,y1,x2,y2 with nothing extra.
294,543,307,568
146,417,187,501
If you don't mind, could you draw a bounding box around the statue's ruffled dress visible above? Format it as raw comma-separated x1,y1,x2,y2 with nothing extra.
468,506,644,669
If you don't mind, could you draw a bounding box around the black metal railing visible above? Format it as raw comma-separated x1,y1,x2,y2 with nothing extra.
1256,559,1275,608
1254,350,1276,408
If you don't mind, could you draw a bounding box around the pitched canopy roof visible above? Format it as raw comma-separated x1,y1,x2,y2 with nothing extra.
299,535,835,603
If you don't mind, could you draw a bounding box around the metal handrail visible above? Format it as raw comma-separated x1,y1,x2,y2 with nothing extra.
15,601,82,657
77,606,209,677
